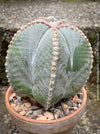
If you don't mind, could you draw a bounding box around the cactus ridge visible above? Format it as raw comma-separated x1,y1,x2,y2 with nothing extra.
5,18,51,90
57,23,93,73
5,17,93,110
46,27,59,110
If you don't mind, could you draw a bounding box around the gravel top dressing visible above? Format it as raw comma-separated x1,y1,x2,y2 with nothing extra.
9,90,83,120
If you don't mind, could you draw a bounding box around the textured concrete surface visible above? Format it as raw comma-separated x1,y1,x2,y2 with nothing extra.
0,0,100,29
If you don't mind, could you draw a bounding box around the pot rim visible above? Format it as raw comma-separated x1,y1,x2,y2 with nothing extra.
5,86,87,124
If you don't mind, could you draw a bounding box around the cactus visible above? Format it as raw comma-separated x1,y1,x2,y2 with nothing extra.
5,17,93,110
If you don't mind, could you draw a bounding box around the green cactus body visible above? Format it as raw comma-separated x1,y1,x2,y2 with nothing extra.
5,17,93,110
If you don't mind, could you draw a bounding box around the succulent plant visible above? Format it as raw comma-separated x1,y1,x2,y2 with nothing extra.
5,17,93,110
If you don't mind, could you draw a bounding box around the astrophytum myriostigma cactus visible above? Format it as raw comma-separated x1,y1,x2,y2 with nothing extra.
5,17,93,110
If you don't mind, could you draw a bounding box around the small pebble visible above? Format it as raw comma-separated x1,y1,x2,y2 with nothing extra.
67,101,73,107
16,96,21,103
78,93,83,99
70,110,74,113
33,109,43,116
54,114,58,119
11,103,16,108
14,99,17,103
50,107,55,111
62,103,69,109
22,106,28,111
74,107,78,110
44,112,54,120
65,108,69,114
54,109,63,119
24,102,31,108
59,113,65,118
29,105,40,110
73,95,79,103
9,96,13,102
54,109,62,114
20,104,25,109
15,106,22,112
78,104,81,107
62,103,69,114
37,115,47,120
27,110,33,115
73,103,77,107
10,93,16,98
77,99,82,104
19,111,26,116
27,114,35,119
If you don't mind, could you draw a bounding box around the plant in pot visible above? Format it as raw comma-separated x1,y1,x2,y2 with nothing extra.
5,16,93,134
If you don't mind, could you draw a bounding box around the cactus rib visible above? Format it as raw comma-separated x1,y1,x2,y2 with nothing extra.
46,27,59,110
57,24,93,71
5,18,51,89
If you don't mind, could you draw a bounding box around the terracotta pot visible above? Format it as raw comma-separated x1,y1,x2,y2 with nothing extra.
5,87,87,134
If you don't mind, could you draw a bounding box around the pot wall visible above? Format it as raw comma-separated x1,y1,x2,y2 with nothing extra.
5,87,87,134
